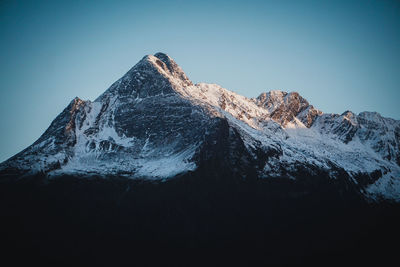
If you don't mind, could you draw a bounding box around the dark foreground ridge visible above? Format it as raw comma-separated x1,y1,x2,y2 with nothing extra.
1,170,400,266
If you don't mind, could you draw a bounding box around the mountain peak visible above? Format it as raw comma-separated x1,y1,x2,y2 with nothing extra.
96,53,192,101
153,52,174,68
143,52,192,87
255,90,318,127
1,52,399,202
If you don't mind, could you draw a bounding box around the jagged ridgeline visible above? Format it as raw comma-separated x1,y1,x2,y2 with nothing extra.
1,52,400,266
1,52,399,201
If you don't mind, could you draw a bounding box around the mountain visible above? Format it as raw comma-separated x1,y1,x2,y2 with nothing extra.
1,52,400,266
1,52,399,202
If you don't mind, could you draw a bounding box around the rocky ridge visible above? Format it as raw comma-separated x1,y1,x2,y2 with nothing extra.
1,52,399,201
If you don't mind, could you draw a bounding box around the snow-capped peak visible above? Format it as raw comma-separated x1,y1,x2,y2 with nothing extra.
1,52,399,202
96,52,192,102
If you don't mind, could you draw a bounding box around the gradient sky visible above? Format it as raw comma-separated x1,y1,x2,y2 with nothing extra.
0,0,399,162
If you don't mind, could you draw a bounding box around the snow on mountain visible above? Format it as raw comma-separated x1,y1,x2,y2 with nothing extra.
1,52,399,201
255,90,322,128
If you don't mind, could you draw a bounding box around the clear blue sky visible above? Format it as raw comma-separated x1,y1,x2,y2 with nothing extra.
0,0,399,162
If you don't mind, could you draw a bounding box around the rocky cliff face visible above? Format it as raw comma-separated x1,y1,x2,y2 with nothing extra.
1,52,399,201
255,91,322,127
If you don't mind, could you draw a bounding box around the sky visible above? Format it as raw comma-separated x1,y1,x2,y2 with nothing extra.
0,0,399,162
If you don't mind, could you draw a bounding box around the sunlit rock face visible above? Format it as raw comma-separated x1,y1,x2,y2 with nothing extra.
255,91,322,127
1,52,399,201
